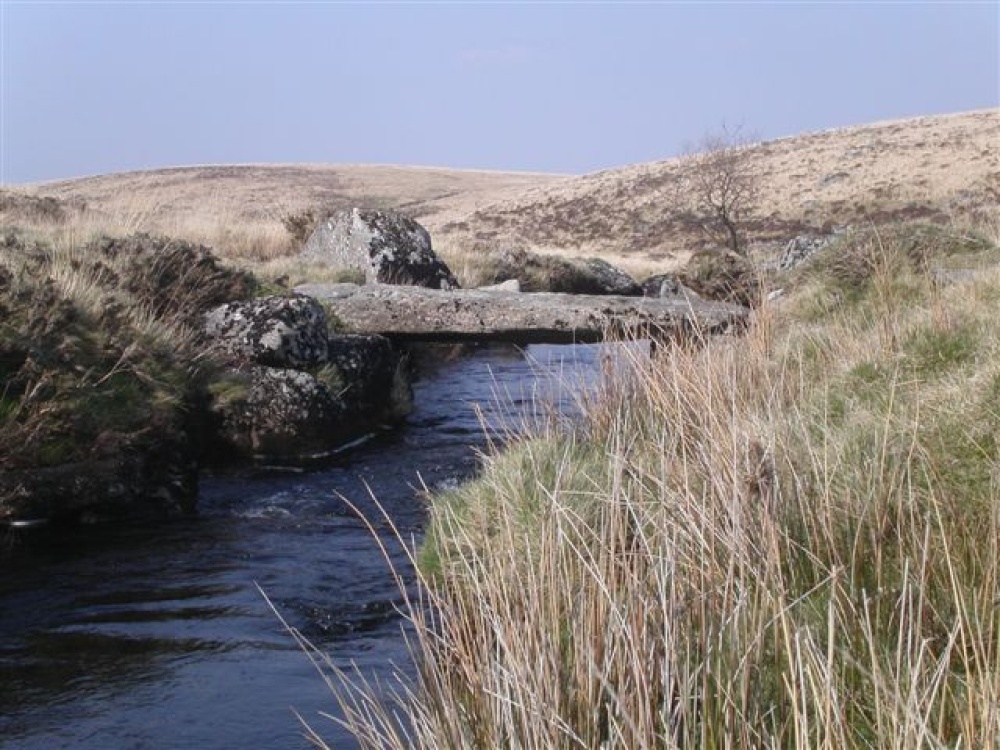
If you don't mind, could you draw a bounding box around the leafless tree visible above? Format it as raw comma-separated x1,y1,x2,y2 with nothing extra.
682,124,761,256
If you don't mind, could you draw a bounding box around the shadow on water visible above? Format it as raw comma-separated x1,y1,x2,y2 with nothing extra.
0,342,605,749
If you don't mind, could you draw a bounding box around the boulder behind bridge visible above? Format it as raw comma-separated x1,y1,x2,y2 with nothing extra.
302,208,460,290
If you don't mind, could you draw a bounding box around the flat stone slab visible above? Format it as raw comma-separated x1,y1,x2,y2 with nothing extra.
295,283,749,344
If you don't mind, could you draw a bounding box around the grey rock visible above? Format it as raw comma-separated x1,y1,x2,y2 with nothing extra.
779,234,838,271
212,366,345,459
640,273,703,301
202,294,413,462
203,295,329,368
208,335,411,462
578,258,642,296
302,208,460,290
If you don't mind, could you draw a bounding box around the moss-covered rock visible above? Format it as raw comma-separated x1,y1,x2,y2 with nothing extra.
200,294,411,463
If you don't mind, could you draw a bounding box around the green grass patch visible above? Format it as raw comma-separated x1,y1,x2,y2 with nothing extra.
901,318,981,377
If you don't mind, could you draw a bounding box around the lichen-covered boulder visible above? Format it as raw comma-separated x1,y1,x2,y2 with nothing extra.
203,295,329,368
202,292,412,462
302,208,460,290
576,258,642,296
209,367,345,459
207,334,412,463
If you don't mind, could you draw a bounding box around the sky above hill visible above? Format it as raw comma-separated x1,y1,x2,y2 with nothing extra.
2,2,997,183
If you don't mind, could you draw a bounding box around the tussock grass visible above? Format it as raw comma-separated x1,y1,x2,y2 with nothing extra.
0,229,252,474
296,222,999,748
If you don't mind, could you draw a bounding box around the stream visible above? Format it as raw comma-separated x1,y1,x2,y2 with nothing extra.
0,343,604,749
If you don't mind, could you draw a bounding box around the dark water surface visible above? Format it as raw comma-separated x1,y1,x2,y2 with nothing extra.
0,343,603,749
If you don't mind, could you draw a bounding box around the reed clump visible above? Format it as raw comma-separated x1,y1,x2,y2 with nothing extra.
300,220,999,749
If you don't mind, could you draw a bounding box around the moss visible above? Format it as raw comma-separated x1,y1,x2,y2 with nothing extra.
311,363,344,396
207,372,251,408
35,436,77,467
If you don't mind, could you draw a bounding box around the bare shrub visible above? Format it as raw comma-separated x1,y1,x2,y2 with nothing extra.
680,124,761,256
281,208,319,247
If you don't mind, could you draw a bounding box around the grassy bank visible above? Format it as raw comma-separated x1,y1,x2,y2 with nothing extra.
0,229,253,520
315,221,999,748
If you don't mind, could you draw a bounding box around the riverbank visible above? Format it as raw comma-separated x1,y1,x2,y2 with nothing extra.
327,220,1000,748
0,230,410,525
0,230,255,523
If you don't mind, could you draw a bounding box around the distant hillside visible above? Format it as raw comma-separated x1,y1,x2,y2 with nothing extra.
449,109,999,262
25,163,565,245
8,109,998,268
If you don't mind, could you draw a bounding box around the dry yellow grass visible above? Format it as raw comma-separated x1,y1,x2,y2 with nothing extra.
14,164,565,260
5,109,997,276
457,108,999,265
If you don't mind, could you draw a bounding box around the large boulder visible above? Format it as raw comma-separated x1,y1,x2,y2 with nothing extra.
302,208,460,290
208,367,346,459
575,258,642,296
203,295,329,368
207,336,411,462
201,296,412,462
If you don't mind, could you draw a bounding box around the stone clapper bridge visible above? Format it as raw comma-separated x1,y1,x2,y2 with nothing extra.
294,283,750,346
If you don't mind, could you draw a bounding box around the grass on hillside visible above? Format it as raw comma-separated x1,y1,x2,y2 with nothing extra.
290,220,999,749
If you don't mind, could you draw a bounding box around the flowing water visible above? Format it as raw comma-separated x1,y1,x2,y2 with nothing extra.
0,343,605,749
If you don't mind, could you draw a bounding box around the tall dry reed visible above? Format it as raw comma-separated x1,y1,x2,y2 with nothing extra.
290,228,998,749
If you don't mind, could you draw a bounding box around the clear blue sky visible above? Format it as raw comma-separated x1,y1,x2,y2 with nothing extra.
2,2,997,183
